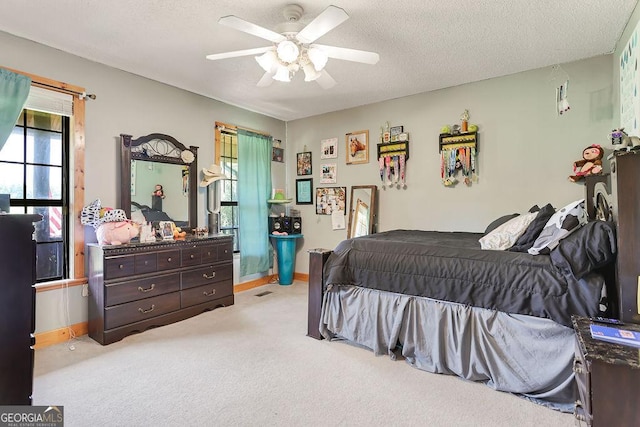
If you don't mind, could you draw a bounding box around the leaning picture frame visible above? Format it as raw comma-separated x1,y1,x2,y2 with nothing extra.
346,130,369,164
159,221,175,240
296,178,313,205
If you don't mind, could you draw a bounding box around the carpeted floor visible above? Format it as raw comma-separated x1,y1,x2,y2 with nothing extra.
34,281,574,426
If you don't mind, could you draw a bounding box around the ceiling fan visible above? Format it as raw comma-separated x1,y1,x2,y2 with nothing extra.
206,4,380,89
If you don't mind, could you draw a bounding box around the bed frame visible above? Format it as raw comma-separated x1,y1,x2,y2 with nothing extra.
307,150,640,338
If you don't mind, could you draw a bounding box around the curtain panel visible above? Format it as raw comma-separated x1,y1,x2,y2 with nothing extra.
0,69,31,152
237,129,272,277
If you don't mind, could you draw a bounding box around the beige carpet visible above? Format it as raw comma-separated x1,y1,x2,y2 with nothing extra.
34,281,574,426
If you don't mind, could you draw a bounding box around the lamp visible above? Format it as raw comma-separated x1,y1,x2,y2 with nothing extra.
257,40,328,84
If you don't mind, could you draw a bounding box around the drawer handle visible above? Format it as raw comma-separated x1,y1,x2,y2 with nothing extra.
138,304,155,314
138,284,155,293
202,271,216,279
203,289,217,297
144,260,148,265
119,264,124,269
190,254,195,259
206,251,211,256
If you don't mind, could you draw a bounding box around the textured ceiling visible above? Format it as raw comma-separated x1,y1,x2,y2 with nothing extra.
0,0,636,121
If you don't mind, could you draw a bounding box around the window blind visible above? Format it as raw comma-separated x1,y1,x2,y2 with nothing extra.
23,86,73,116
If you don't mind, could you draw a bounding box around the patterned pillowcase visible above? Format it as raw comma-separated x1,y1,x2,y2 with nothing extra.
528,199,587,255
484,213,519,235
479,211,538,250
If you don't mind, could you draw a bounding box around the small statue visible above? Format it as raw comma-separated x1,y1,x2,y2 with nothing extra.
460,109,470,132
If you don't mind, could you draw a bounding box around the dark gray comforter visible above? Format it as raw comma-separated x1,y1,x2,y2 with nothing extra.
323,226,616,327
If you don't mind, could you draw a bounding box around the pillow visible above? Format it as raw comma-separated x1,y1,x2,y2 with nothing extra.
479,211,538,250
484,213,519,235
550,221,616,279
508,203,555,253
528,199,587,255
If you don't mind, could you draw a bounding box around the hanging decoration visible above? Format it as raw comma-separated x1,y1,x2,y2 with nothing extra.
377,123,409,189
439,110,478,187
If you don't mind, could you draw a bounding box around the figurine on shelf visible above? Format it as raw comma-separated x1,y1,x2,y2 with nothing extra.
460,109,470,132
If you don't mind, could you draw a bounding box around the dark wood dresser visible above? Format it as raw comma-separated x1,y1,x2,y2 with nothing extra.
572,316,640,426
88,235,234,345
0,214,41,405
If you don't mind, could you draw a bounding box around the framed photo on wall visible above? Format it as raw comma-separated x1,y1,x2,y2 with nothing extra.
320,137,338,159
320,163,337,183
296,152,312,176
346,130,369,164
296,178,313,204
315,186,347,215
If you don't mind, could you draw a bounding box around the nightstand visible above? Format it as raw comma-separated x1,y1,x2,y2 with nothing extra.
572,316,640,426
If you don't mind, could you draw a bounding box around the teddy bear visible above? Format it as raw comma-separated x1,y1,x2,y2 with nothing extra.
569,144,604,182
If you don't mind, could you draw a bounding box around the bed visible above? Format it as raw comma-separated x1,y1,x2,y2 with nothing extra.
307,174,622,412
131,201,189,229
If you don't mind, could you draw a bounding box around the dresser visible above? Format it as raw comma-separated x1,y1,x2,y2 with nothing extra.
0,214,41,405
572,316,640,426
88,235,234,345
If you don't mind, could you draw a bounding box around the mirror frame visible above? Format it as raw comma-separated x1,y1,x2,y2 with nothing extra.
120,133,198,232
347,185,377,239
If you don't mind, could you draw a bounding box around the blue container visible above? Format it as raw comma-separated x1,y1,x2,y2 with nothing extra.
271,234,303,285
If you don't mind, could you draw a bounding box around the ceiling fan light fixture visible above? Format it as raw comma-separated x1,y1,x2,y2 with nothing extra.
255,50,278,73
276,40,300,63
272,64,291,82
307,47,328,71
302,62,321,81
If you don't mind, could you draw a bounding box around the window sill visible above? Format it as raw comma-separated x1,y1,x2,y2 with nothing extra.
35,277,87,293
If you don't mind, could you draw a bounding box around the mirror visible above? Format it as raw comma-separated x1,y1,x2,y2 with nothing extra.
120,133,198,231
347,185,377,239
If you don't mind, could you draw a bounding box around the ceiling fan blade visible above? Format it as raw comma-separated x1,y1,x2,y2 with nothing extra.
296,5,349,44
206,46,272,61
257,72,274,87
313,44,380,65
315,70,336,89
218,15,286,44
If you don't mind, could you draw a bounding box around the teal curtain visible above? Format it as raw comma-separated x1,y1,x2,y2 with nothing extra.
0,69,31,152
238,129,272,277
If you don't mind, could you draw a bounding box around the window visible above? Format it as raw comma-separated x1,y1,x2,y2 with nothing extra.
217,126,239,251
0,109,69,281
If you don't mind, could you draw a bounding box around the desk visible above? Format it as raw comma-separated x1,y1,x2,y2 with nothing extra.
270,234,303,285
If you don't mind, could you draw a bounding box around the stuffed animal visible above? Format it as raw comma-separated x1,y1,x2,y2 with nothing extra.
96,221,139,245
569,144,604,182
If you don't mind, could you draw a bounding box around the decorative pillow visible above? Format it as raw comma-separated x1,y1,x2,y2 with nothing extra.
508,203,555,253
479,211,538,250
528,199,587,255
550,220,617,280
484,213,519,235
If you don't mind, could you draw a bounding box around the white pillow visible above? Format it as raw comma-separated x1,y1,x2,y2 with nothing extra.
528,199,587,255
479,211,537,250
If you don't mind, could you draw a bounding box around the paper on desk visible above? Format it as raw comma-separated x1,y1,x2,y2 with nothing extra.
332,209,345,230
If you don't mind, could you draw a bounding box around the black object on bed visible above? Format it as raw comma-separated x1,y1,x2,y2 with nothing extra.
324,224,616,328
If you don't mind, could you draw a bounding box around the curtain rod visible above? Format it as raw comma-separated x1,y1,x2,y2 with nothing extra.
2,65,96,100
32,81,96,100
216,123,270,137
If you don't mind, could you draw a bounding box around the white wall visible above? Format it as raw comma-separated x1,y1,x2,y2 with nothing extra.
0,31,286,333
286,55,614,273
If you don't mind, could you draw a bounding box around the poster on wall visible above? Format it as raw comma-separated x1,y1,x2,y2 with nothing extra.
620,25,640,134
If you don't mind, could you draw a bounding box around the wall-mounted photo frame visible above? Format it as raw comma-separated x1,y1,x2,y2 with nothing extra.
272,147,284,163
315,186,347,215
321,137,338,159
346,130,369,164
320,163,337,183
296,152,312,176
296,178,313,205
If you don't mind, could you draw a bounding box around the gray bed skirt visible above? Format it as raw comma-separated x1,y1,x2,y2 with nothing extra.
319,285,577,412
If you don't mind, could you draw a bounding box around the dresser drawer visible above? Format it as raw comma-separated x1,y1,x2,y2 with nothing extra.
181,280,233,308
104,255,135,279
135,253,157,275
181,246,201,267
157,249,181,271
105,273,180,307
201,245,218,264
218,242,233,260
181,263,233,290
104,292,180,330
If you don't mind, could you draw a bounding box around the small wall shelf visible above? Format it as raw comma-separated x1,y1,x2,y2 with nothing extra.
439,132,478,152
